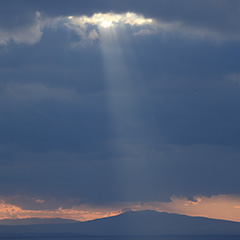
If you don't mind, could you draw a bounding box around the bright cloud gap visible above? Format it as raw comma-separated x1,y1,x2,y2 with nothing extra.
68,12,153,29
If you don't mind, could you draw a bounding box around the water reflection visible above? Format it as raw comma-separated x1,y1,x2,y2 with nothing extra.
5,236,240,240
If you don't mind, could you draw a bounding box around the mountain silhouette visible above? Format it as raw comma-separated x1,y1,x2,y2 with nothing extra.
0,210,240,237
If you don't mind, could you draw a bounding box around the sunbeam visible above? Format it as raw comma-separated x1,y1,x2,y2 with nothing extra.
97,17,148,200
64,11,155,200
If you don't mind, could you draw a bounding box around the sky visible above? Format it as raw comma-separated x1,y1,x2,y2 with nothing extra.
1,0,240,222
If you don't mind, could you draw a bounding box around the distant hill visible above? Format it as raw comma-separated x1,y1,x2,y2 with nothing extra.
0,210,240,237
0,218,78,225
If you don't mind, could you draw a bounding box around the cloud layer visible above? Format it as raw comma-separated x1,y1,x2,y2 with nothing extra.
1,1,240,220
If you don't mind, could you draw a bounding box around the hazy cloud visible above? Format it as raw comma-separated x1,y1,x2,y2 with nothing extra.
0,12,42,45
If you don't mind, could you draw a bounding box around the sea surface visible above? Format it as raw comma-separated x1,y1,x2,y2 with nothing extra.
1,237,240,240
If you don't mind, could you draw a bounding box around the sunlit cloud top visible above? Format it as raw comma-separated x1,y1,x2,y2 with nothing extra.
68,12,153,28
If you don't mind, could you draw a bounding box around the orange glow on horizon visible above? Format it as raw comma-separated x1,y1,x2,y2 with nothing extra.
0,200,123,221
151,195,240,222
0,195,240,223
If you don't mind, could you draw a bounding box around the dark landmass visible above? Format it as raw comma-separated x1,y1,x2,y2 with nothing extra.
0,218,78,225
0,210,240,237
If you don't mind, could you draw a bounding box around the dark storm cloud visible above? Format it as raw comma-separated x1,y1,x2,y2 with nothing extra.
1,0,240,205
130,36,240,147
